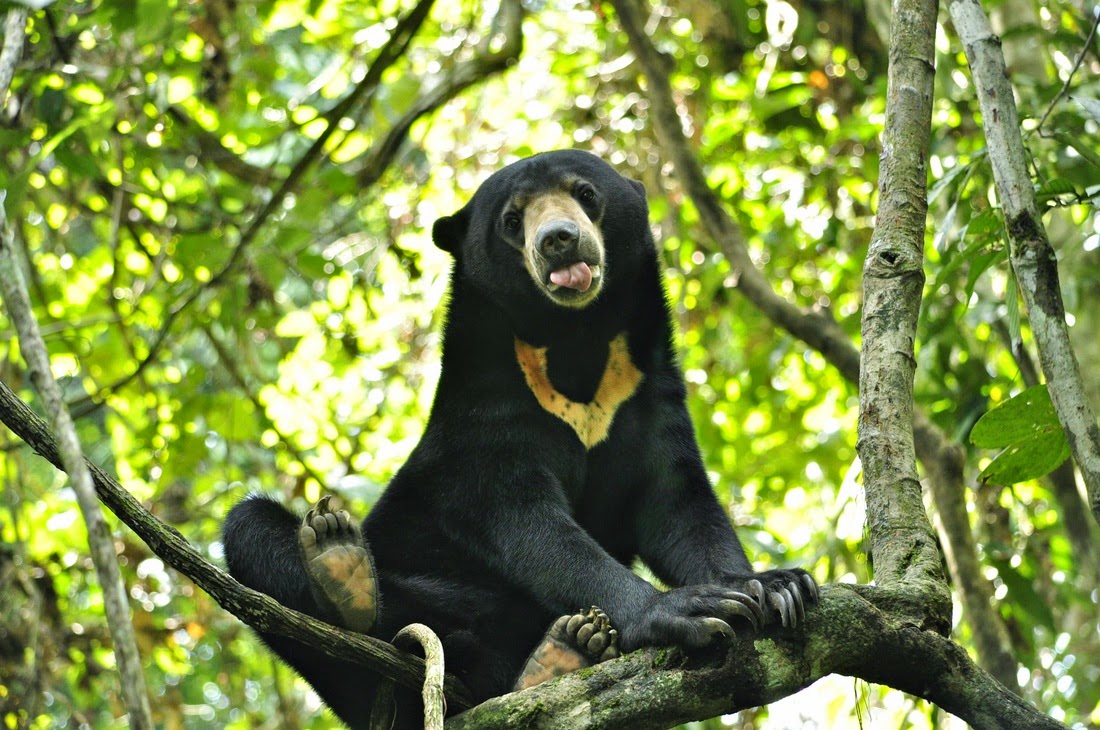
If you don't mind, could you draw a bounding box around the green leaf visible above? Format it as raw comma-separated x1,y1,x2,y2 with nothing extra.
1071,94,1100,125
971,384,1059,447
928,158,973,206
990,558,1056,630
1036,177,1078,204
963,246,1007,302
972,384,1070,485
1005,271,1020,345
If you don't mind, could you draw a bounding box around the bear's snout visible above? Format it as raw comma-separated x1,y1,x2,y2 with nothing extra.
537,220,580,259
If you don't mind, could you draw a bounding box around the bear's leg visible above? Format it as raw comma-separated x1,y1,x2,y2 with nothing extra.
299,495,379,633
513,606,620,691
223,494,379,728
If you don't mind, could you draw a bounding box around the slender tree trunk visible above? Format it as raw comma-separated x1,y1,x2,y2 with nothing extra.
1,9,155,727
857,0,944,593
948,0,1100,528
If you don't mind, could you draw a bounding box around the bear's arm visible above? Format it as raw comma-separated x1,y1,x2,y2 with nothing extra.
628,398,821,634
632,395,757,587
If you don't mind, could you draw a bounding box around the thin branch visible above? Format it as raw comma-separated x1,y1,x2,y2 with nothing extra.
355,1,525,187
206,0,438,294
393,623,446,730
199,323,330,488
166,106,275,185
1034,7,1100,136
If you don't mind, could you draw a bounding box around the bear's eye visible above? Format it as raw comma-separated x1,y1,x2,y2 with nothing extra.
502,211,522,233
576,184,597,204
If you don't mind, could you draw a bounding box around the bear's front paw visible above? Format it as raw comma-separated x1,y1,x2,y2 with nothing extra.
619,584,765,652
725,568,819,629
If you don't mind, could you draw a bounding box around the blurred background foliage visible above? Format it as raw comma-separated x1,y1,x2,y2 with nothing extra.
1,0,1098,727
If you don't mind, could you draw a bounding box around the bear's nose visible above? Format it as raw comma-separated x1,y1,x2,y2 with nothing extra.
537,220,580,259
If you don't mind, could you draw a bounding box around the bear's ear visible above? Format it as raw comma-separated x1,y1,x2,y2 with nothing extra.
432,208,470,254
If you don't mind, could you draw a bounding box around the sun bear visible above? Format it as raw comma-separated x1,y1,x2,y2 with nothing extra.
223,150,818,728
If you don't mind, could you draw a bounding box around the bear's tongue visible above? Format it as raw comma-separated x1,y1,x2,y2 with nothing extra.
549,262,592,292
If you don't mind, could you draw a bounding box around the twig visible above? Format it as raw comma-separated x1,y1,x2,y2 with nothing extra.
199,323,330,488
355,0,525,187
394,623,446,730
208,0,438,292
1034,7,1100,136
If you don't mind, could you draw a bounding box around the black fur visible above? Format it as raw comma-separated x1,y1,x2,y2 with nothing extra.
223,150,816,728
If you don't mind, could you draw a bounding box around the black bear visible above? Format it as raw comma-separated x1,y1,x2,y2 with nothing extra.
223,150,818,728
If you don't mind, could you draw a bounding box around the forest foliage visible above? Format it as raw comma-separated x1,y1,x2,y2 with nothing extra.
1,0,1098,728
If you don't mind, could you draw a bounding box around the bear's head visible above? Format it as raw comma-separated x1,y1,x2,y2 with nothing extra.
432,150,652,316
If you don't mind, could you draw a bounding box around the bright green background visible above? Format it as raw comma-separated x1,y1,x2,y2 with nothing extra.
1,1,1098,727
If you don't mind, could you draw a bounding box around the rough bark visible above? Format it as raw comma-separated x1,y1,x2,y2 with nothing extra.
447,585,1061,730
857,0,943,591
856,0,1017,691
948,0,1100,528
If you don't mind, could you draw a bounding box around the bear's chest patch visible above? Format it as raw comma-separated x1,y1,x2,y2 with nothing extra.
514,333,643,449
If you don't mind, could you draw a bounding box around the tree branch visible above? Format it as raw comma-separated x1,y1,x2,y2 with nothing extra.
207,0,438,292
355,1,524,187
446,586,1062,730
0,378,476,710
857,0,944,592
948,0,1100,527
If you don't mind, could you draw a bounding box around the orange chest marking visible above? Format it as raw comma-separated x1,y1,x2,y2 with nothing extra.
514,333,643,449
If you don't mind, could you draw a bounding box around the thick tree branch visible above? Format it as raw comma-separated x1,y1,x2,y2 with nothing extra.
948,0,1100,527
446,586,1063,730
856,0,946,591
0,378,475,710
